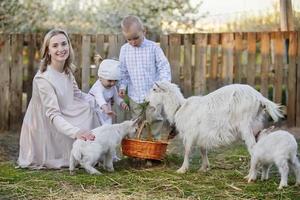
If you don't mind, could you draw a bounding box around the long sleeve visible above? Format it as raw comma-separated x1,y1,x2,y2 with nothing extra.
89,81,108,108
119,46,130,90
35,77,80,138
155,46,171,82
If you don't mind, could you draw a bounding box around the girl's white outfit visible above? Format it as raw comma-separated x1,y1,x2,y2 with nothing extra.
88,80,124,125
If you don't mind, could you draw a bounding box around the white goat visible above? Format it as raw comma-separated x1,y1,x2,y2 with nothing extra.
247,127,300,189
69,119,138,175
145,81,283,173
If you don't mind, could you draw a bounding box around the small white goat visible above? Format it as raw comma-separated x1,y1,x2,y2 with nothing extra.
145,81,283,173
247,127,300,189
69,119,138,175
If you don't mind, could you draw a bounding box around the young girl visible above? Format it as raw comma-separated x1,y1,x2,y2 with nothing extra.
89,56,129,125
18,29,100,169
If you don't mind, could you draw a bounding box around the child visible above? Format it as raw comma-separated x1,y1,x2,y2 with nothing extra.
89,56,129,125
118,15,171,139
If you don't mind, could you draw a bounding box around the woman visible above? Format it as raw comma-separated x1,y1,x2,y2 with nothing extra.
18,29,100,169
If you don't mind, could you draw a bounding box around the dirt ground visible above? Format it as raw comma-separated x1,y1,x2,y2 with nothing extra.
1,122,300,163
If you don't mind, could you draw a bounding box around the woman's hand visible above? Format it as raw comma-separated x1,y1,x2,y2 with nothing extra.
76,131,95,141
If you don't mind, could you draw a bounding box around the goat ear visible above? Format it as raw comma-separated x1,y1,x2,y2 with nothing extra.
154,82,166,92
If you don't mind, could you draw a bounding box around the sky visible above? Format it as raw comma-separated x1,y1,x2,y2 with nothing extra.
196,0,278,15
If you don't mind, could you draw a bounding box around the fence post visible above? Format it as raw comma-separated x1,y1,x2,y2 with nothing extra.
208,33,219,92
10,34,24,130
274,32,284,104
107,34,118,59
71,34,83,88
234,32,243,83
81,35,91,92
183,34,193,97
0,34,10,131
169,34,181,86
247,32,256,87
261,33,271,97
221,33,234,85
194,33,207,95
296,32,300,127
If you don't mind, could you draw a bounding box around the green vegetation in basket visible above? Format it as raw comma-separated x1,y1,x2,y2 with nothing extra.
137,101,150,119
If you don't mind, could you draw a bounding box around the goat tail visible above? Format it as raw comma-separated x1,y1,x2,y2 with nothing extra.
261,97,284,122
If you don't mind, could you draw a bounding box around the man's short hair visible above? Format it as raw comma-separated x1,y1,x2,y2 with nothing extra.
121,15,144,32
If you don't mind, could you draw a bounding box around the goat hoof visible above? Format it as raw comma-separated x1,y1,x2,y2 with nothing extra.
90,171,101,175
278,184,287,190
69,171,75,175
106,168,114,172
176,168,187,174
244,174,250,180
247,178,255,183
199,167,209,172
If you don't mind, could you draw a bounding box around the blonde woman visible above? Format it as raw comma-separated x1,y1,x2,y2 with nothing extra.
18,29,100,169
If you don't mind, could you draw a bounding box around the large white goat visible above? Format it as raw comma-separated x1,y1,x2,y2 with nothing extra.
247,127,300,189
69,119,139,175
145,81,283,173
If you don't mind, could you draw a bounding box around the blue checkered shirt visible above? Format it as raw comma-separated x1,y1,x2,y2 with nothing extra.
119,38,171,103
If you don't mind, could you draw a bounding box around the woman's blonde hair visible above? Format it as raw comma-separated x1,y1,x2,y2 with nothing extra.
40,29,74,74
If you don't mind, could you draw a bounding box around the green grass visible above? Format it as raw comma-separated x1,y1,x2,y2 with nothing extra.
1,143,300,200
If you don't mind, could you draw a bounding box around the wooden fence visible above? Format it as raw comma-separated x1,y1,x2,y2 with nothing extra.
0,32,300,130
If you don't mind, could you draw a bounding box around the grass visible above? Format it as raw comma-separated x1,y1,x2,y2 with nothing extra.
1,142,300,200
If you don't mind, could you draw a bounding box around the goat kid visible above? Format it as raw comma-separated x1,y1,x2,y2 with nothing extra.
69,119,138,175
246,127,300,189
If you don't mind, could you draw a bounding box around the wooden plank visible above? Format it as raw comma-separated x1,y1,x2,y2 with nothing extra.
117,33,125,57
183,34,193,97
169,34,181,85
194,33,207,95
208,33,219,92
296,32,300,127
94,34,105,77
10,34,24,130
0,34,10,130
286,32,297,126
234,33,243,83
26,34,36,105
221,33,234,85
81,35,91,92
107,34,118,59
72,34,82,87
95,34,105,58
247,32,256,87
273,32,284,104
160,35,169,58
260,33,271,97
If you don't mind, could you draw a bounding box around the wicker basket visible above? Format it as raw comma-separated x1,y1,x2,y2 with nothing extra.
121,121,169,160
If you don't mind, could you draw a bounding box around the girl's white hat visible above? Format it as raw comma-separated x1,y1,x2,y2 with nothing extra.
98,59,121,80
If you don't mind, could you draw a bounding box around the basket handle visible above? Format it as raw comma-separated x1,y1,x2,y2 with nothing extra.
136,120,154,141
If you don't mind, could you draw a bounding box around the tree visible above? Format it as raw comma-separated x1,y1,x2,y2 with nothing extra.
0,0,204,34
0,0,49,33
